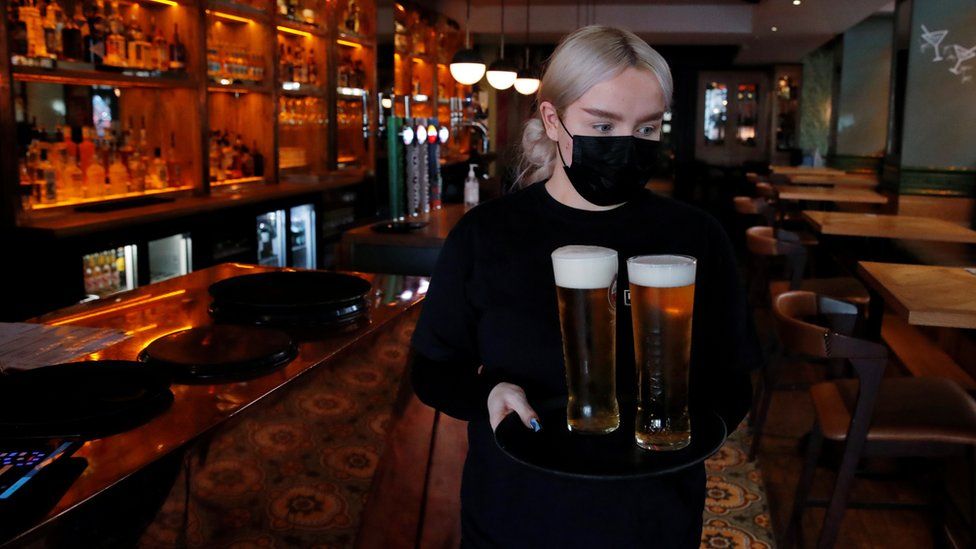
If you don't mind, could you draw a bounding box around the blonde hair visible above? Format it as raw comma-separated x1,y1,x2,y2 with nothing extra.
516,26,673,187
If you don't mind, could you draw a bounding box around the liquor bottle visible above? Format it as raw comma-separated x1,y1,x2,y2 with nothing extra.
103,2,126,66
126,13,150,69
252,140,264,177
276,0,287,17
61,3,85,61
345,0,357,33
37,148,57,204
42,0,60,57
241,141,254,177
61,125,78,158
10,0,29,56
166,131,181,185
308,54,317,85
85,0,105,64
108,147,128,194
149,147,169,188
150,17,166,71
169,24,186,71
78,126,95,173
127,147,146,192
85,150,105,197
62,149,84,200
286,0,297,19
21,0,47,58
208,132,220,182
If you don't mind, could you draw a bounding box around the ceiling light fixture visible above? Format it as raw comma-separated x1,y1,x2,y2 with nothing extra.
515,0,541,95
486,0,518,90
771,26,779,32
450,0,487,85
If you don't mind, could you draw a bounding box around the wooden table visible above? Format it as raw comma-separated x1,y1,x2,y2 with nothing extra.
340,203,468,276
803,211,976,243
858,262,976,329
787,173,879,188
771,165,846,177
777,185,888,205
7,263,429,546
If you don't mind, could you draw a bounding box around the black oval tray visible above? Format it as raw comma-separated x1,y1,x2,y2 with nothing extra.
0,361,173,440
495,398,726,480
208,271,372,312
137,325,297,383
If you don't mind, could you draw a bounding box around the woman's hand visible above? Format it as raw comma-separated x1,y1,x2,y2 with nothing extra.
488,382,541,433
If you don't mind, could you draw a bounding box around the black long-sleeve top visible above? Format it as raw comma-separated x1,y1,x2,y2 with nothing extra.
410,181,761,548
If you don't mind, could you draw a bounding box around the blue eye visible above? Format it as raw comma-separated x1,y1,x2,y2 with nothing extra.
593,124,613,133
637,126,657,136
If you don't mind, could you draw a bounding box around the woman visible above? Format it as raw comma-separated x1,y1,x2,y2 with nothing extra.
410,26,760,548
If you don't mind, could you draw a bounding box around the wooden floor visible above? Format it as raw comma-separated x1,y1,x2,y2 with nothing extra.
752,312,938,549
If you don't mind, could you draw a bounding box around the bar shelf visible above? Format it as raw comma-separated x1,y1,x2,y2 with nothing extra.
12,64,196,89
24,183,194,212
206,0,270,23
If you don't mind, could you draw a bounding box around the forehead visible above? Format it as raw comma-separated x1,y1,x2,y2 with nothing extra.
572,67,666,118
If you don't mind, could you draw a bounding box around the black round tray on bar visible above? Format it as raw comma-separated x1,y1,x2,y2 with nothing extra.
208,271,372,327
137,325,297,383
494,398,726,480
370,220,429,234
0,361,173,440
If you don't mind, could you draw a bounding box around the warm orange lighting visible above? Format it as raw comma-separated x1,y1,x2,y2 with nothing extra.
412,57,426,64
337,39,362,49
207,10,252,23
51,290,187,326
152,324,195,339
277,25,312,38
126,323,159,335
148,0,178,6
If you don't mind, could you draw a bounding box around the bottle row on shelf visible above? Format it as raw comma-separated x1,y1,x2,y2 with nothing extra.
278,43,317,85
8,0,187,72
19,120,185,209
208,130,265,182
337,53,366,89
278,96,325,126
207,40,266,84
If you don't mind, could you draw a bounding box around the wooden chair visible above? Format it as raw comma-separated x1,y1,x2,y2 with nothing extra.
734,196,777,228
744,226,866,307
748,291,858,460
775,291,976,549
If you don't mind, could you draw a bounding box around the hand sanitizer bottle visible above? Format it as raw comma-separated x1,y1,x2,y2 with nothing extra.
464,163,479,207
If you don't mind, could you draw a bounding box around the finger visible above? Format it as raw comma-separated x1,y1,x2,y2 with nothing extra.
505,394,541,431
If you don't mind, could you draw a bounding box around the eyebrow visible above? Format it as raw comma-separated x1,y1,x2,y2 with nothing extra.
581,107,665,123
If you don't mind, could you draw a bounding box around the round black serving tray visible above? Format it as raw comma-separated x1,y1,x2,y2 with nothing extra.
0,361,173,440
495,398,726,480
209,271,372,312
208,271,372,327
137,325,297,383
370,220,429,234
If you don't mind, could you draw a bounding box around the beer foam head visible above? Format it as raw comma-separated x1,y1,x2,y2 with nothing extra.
627,255,696,288
551,245,618,289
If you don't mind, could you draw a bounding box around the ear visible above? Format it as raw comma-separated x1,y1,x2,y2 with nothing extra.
539,101,561,142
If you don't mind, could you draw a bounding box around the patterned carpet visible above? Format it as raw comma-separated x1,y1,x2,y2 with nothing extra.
134,314,774,548
702,429,775,548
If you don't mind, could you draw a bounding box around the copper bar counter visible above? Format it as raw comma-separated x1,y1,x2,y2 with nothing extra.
4,263,432,547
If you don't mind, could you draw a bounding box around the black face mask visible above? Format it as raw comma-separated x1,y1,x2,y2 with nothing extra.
557,117,659,206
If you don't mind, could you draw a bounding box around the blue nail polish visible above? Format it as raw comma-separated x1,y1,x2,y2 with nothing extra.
530,418,542,432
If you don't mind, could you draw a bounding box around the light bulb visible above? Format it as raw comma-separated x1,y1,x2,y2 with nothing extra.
514,77,540,95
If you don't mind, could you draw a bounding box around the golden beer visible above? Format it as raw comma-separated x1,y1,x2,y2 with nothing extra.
627,255,696,451
552,246,619,434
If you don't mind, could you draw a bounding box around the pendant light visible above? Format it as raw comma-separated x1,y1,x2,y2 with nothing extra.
514,0,540,95
450,0,486,86
486,0,518,90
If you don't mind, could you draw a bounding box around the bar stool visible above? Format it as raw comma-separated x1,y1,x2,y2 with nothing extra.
744,226,866,308
734,196,776,227
775,291,976,549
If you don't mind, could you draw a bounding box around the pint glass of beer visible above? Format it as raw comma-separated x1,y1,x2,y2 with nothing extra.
551,245,620,434
627,255,697,450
